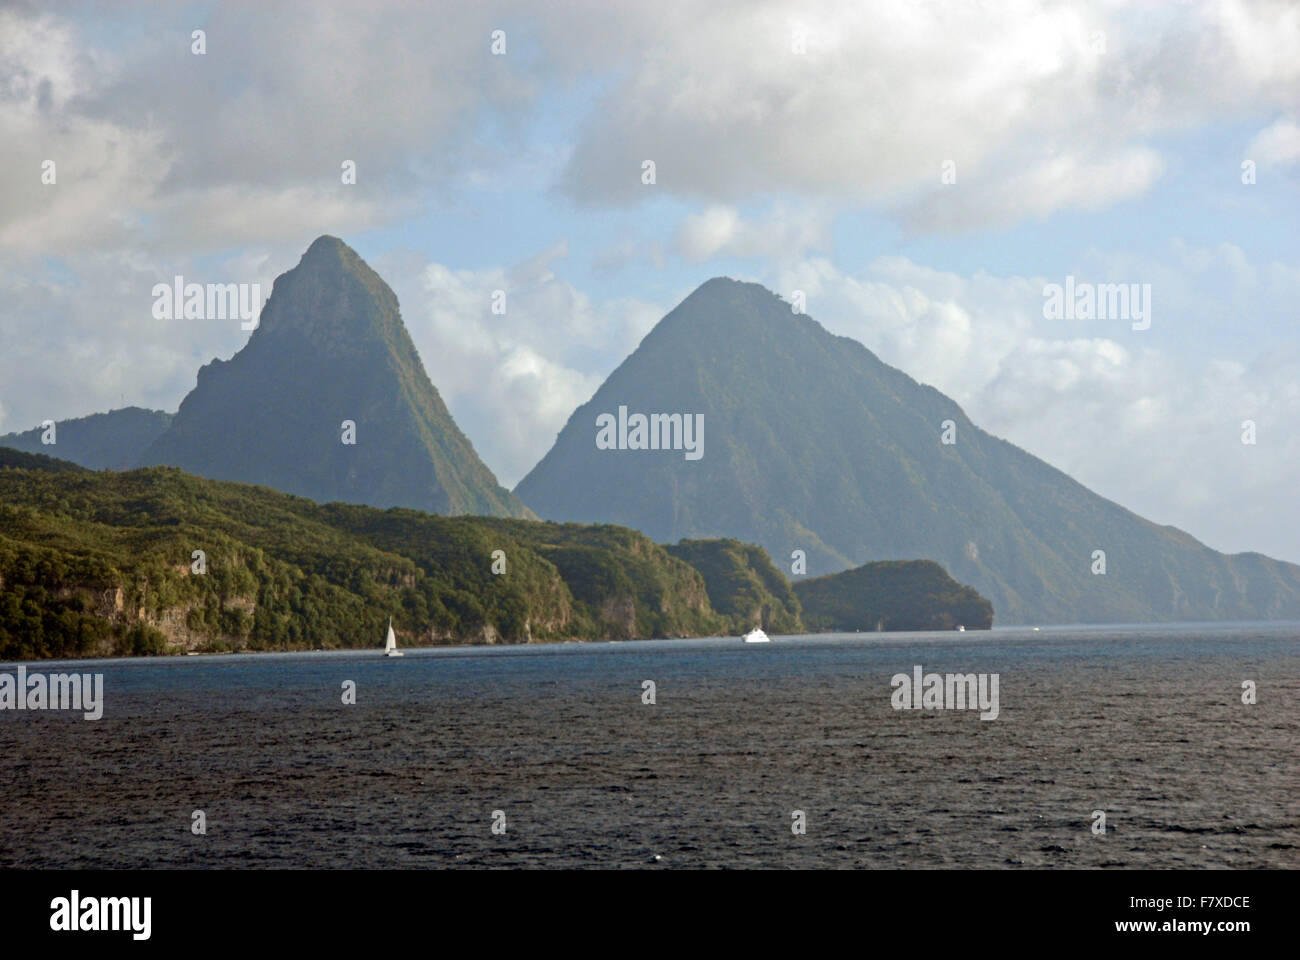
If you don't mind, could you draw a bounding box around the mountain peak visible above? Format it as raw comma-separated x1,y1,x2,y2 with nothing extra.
694,275,745,291
251,235,401,353
516,281,1300,624
682,275,778,308
304,233,348,256
139,239,532,519
642,277,795,349
686,274,825,323
297,234,366,273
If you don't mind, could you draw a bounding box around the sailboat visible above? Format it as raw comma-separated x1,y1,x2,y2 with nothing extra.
742,626,770,643
383,618,403,657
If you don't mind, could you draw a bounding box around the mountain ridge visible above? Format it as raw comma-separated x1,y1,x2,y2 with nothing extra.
0,407,173,471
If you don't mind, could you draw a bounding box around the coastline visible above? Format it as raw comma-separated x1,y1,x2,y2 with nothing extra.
4,618,1297,665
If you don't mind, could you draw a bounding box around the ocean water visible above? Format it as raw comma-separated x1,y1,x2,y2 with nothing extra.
1,623,1296,869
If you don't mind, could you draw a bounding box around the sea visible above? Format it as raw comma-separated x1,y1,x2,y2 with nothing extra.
1,623,1296,869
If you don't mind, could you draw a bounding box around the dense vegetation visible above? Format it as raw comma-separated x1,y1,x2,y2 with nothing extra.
665,538,802,633
516,277,1300,624
0,450,765,658
0,450,993,659
795,560,993,632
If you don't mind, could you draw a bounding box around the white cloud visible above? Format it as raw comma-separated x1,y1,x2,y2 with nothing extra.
0,245,285,434
0,10,173,254
0,3,540,257
5,0,1299,255
1246,117,1300,168
559,0,1300,228
379,247,664,487
675,204,831,261
901,148,1166,233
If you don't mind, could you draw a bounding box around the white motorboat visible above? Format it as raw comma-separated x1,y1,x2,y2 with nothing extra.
742,627,770,643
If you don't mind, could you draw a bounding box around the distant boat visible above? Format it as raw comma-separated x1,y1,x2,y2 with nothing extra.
1032,627,1040,632
743,627,770,643
383,618,403,657
957,625,966,632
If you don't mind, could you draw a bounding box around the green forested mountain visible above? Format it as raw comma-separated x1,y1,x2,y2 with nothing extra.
0,450,990,659
796,560,994,632
138,235,530,519
0,450,762,658
515,277,1300,625
0,407,172,470
665,538,803,634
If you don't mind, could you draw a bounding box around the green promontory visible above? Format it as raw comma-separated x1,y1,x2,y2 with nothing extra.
795,560,994,633
665,538,803,634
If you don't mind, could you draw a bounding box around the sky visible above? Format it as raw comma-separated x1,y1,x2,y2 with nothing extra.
1,0,1297,563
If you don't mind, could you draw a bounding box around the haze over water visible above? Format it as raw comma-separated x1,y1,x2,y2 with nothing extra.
2,623,1296,869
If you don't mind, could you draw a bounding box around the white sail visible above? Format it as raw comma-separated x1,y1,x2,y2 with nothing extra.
384,618,402,656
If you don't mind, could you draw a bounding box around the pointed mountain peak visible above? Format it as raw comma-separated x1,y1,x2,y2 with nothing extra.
295,234,375,279
252,235,401,355
627,276,844,374
651,276,814,344
140,238,531,519
516,280,1300,625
